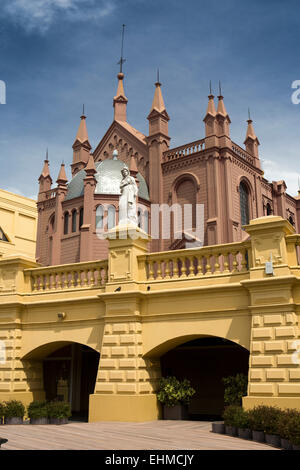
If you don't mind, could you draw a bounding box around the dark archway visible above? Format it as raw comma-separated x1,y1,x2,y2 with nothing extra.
160,336,249,420
42,343,99,421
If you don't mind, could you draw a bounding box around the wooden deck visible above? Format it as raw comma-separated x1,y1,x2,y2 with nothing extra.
0,421,275,450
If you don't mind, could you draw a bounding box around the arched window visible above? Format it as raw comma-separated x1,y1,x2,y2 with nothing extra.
72,210,77,233
107,205,116,229
96,205,104,229
239,182,250,226
79,208,84,228
266,203,272,216
289,215,294,226
63,212,69,235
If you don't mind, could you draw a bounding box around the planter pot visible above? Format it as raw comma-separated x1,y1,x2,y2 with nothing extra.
212,422,225,434
4,417,23,425
163,405,189,420
49,417,68,425
292,443,300,450
238,428,252,440
225,425,237,437
252,431,265,443
265,434,281,448
281,438,292,450
30,417,49,425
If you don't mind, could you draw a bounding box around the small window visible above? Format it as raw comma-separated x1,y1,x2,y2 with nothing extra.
63,212,69,235
96,205,104,229
289,215,294,226
72,210,77,233
266,203,272,216
107,206,116,230
144,211,149,234
79,208,84,228
239,182,250,226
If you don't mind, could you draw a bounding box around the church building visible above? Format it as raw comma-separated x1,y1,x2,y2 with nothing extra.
36,71,300,266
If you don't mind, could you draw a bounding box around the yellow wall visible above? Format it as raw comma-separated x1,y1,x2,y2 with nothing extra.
0,189,37,260
0,217,300,421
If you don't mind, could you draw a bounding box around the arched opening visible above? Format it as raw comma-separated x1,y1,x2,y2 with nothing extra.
288,215,294,226
63,212,69,235
239,181,250,226
79,208,84,228
96,205,104,229
107,205,116,229
71,210,77,233
159,336,249,420
24,342,100,422
266,203,272,216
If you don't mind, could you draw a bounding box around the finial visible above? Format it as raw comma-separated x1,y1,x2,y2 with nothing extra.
117,24,126,73
298,176,300,194
248,107,251,121
209,80,212,95
46,148,48,161
218,81,222,97
83,104,85,116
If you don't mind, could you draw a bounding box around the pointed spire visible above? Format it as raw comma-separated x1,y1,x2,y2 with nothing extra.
150,77,166,113
75,109,89,144
56,162,68,185
38,150,52,197
113,72,128,121
40,156,50,179
205,82,217,117
85,154,96,176
244,110,260,165
216,82,228,117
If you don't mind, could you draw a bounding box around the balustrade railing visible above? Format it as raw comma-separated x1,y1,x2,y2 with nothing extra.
25,260,108,292
231,144,255,165
163,139,205,162
139,242,250,281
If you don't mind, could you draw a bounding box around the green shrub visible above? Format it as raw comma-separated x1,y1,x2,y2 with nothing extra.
277,409,298,440
223,405,242,426
27,401,48,419
222,373,248,406
233,407,250,429
46,401,71,419
3,400,25,418
247,406,267,432
156,376,196,407
0,402,4,423
285,412,300,445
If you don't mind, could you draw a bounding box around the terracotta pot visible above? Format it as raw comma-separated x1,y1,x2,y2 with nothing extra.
49,417,68,425
238,428,252,440
252,430,265,443
4,417,23,425
212,422,225,434
30,417,49,425
225,425,237,437
281,438,292,450
163,404,189,420
265,434,281,448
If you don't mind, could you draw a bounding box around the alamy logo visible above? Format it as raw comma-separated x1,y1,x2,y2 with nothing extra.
0,80,6,104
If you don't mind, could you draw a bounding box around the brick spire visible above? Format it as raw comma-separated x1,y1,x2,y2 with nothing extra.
113,72,128,122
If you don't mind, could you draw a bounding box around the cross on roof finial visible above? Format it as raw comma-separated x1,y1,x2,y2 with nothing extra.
117,24,126,73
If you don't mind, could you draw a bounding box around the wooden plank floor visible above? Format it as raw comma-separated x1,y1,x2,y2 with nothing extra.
0,421,276,450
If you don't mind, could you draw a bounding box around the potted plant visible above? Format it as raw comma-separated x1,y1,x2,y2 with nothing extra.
27,401,48,425
3,400,25,425
156,376,195,420
46,401,71,425
223,405,241,436
260,406,281,448
277,409,294,450
285,410,300,450
234,407,252,440
247,406,266,443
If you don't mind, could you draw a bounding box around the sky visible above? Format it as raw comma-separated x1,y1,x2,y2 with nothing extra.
0,0,300,199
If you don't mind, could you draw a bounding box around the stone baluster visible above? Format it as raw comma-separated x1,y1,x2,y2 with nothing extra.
173,257,179,278
165,259,170,279
206,254,212,275
180,257,187,277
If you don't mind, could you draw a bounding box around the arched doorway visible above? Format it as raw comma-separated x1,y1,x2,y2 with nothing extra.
24,342,100,421
160,336,249,420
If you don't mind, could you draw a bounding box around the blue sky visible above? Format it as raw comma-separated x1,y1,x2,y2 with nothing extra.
0,0,300,199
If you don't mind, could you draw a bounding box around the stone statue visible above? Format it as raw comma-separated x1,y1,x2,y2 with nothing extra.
119,168,138,225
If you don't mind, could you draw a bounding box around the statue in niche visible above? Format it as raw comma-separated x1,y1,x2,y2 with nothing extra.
119,167,138,225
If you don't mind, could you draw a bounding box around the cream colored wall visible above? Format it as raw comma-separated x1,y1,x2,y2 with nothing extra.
0,189,37,260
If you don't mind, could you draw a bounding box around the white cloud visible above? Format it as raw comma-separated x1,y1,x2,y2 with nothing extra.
262,159,300,197
2,0,115,33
